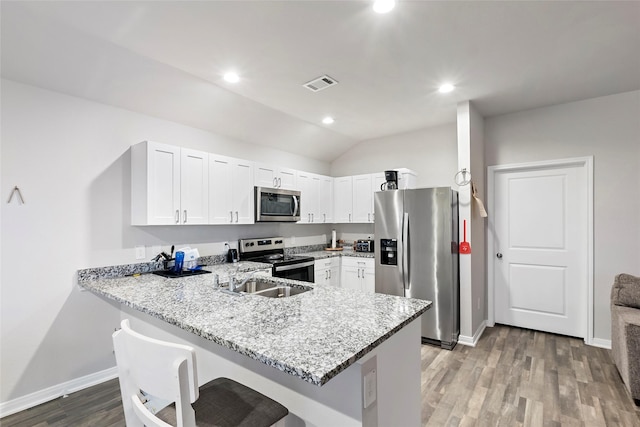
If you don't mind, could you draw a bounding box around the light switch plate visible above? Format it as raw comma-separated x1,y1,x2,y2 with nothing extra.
135,246,146,260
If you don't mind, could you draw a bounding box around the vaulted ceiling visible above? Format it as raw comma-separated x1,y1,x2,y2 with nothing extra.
2,1,639,162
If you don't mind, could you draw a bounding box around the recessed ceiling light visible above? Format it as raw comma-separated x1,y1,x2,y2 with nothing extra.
438,83,455,93
322,117,335,125
223,72,240,83
373,0,396,14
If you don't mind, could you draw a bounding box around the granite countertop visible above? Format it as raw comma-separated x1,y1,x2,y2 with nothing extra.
300,250,375,260
79,266,429,386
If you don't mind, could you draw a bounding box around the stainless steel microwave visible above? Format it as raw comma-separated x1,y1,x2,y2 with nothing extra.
255,187,301,222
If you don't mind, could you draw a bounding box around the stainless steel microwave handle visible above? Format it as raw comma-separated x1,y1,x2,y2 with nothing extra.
292,195,299,216
274,260,315,272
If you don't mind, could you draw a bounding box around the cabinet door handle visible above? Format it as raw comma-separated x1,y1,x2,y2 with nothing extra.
278,177,282,188
349,213,351,222
311,213,314,222
273,177,277,187
328,270,331,279
175,210,180,224
368,213,371,222
230,211,233,223
235,211,239,223
323,213,326,223
183,210,187,223
308,213,311,222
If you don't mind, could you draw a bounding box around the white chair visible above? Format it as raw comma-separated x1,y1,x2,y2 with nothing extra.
113,319,288,427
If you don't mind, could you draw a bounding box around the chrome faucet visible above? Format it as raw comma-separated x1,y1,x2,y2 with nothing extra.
228,270,257,293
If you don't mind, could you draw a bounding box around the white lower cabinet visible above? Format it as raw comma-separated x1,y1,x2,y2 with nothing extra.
340,257,375,293
314,257,340,287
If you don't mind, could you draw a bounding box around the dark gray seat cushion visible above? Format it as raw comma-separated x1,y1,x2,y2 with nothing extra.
157,377,288,427
612,273,640,309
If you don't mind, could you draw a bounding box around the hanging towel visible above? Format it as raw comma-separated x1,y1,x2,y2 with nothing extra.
472,181,488,218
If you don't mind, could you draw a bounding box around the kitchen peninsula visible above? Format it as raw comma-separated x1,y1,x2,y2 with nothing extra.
79,263,430,427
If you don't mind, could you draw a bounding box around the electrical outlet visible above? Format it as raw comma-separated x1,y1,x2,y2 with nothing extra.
363,368,377,409
135,246,146,260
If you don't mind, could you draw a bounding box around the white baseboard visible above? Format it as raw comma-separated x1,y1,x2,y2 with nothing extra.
458,321,487,347
0,366,118,418
589,337,612,349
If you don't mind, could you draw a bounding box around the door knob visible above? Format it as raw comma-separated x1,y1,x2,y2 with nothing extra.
496,253,503,259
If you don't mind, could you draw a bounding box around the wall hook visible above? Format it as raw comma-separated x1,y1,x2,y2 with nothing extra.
7,186,25,204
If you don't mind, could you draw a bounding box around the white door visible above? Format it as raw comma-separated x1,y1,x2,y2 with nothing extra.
491,159,591,338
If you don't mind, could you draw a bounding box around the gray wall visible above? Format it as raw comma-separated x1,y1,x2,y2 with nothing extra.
330,123,458,186
485,90,640,341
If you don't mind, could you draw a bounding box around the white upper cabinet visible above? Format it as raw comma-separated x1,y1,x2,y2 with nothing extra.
318,175,334,224
132,139,416,227
131,141,208,225
297,171,317,224
180,148,209,225
334,176,353,223
209,155,254,225
297,172,333,224
255,163,297,190
352,174,373,223
351,173,387,223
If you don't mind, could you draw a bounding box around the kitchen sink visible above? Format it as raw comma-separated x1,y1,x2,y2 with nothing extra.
232,280,279,293
223,279,311,298
252,286,310,298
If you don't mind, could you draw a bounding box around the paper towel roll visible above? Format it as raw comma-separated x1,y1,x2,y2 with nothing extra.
331,230,336,249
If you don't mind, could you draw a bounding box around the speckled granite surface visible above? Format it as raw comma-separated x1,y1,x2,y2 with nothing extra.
299,250,375,260
79,271,430,386
77,260,271,284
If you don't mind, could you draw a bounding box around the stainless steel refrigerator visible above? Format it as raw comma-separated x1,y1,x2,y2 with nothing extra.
374,187,459,350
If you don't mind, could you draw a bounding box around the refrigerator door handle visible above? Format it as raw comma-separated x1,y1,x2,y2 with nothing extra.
402,212,410,290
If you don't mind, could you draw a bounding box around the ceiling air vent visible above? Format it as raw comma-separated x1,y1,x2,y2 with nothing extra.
303,75,339,92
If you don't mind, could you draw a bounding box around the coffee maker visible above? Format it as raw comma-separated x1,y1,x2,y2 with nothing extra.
380,170,398,190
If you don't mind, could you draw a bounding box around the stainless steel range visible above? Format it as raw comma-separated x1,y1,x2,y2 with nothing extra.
239,237,315,283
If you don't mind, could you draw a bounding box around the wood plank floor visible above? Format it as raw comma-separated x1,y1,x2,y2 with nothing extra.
2,325,639,426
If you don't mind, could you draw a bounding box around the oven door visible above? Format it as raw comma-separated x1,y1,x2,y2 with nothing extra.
255,187,301,222
272,260,315,283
